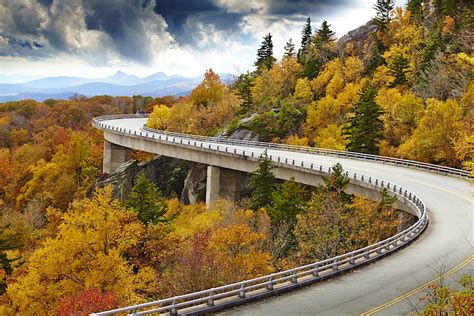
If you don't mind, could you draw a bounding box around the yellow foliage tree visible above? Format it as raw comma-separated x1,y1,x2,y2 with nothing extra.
314,124,348,150
398,99,464,166
147,104,170,130
7,187,155,314
377,88,424,149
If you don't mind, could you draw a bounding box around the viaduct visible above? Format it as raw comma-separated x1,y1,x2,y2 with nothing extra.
93,114,472,316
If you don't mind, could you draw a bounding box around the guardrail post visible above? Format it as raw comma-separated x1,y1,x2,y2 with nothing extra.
332,259,338,270
170,300,177,316
313,265,319,277
364,250,370,259
291,271,297,283
267,277,273,290
207,290,215,306
239,284,246,298
349,255,355,265
129,309,137,315
376,246,383,254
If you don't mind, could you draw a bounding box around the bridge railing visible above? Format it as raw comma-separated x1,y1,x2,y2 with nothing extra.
92,115,470,179
91,115,431,315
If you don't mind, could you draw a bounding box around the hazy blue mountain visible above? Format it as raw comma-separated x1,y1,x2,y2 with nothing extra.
0,71,236,101
0,74,45,84
0,91,75,102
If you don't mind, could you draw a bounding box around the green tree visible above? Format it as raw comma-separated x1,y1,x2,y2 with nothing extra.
406,0,423,23
283,39,296,59
373,0,395,32
235,71,254,113
125,173,167,225
255,33,276,73
268,179,308,225
321,163,352,203
298,17,312,61
249,151,276,210
314,20,335,46
388,54,410,87
0,224,22,294
344,83,384,154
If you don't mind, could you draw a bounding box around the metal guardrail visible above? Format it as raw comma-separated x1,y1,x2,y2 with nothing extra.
93,114,470,179
90,115,433,315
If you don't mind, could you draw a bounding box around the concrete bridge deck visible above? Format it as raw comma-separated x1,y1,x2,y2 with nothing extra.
94,116,472,315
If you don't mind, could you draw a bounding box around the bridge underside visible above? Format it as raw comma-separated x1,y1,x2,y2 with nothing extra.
102,132,418,217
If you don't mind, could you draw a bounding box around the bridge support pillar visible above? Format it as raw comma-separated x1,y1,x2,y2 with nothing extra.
103,140,131,174
206,166,241,206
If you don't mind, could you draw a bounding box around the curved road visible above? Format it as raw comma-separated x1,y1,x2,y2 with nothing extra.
98,117,473,315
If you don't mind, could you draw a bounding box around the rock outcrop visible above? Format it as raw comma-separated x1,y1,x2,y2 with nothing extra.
180,163,207,204
89,156,186,201
338,20,377,50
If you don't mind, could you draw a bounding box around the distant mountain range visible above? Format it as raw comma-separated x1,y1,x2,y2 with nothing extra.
0,71,237,102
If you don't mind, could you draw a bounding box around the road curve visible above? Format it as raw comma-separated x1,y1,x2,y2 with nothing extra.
96,117,473,315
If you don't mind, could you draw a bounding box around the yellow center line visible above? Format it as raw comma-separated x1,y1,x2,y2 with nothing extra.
360,255,474,315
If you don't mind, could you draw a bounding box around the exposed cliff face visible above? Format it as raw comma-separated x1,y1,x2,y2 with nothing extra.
338,20,377,50
89,156,187,201
180,163,207,204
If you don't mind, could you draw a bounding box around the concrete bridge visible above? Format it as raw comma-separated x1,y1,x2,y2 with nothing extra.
93,115,472,315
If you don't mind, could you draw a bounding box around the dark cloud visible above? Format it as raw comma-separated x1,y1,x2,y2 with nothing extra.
153,0,245,46
1,0,359,65
1,0,169,64
266,0,351,16
82,0,157,63
152,0,354,46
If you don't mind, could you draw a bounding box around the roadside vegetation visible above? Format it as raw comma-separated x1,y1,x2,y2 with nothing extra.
0,0,472,314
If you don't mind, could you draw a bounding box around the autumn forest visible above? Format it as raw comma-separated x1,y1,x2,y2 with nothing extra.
0,0,473,314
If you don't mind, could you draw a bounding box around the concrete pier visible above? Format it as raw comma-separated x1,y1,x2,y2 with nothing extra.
103,140,131,173
206,166,241,206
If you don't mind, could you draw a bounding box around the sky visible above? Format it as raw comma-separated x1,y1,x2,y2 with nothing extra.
0,0,406,78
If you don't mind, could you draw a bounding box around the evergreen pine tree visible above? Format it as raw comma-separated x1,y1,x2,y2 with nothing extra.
373,0,395,32
235,71,254,113
407,0,424,23
388,54,410,87
268,179,308,225
315,20,335,46
321,163,352,203
249,151,276,210
283,39,296,59
125,172,167,224
255,33,276,72
344,83,384,154
0,225,22,294
297,17,312,61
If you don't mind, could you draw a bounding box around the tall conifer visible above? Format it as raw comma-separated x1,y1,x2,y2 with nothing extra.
255,33,276,72
344,83,384,154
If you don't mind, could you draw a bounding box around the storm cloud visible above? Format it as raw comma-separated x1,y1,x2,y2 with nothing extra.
0,0,372,69
0,0,171,64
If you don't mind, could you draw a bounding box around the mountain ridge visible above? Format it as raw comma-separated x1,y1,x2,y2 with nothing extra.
0,71,237,102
